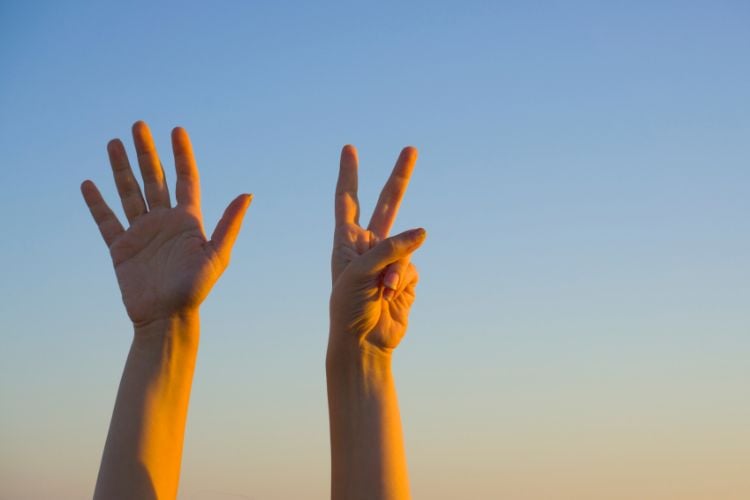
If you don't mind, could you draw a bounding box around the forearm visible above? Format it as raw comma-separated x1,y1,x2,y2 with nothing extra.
326,339,410,500
94,312,200,500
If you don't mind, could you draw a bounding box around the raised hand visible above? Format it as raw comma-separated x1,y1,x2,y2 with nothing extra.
81,121,252,328
329,145,426,353
84,121,252,499
327,145,425,500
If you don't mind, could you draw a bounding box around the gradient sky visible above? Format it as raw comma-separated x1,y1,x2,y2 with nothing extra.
1,1,748,499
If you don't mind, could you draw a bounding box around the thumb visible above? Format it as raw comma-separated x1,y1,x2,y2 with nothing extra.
355,228,426,275
209,193,253,266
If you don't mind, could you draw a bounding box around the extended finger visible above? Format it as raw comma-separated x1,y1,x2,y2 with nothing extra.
209,194,253,267
81,180,125,247
367,146,417,239
107,138,146,223
132,120,171,210
171,127,201,209
335,144,360,226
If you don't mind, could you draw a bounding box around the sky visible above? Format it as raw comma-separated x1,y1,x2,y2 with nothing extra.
1,1,748,498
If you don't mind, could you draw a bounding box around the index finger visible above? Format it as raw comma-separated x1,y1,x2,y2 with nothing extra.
335,144,360,226
367,146,417,239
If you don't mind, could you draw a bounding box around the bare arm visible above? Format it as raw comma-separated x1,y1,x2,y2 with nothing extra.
94,315,199,499
81,121,251,499
327,340,413,500
327,145,426,500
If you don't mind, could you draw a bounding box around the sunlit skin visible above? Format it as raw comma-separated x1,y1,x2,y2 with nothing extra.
328,145,426,500
82,121,251,499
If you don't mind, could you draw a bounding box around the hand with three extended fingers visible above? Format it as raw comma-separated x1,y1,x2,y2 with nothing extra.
81,121,252,330
329,145,426,356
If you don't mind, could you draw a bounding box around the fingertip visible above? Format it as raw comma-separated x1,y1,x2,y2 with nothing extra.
172,128,193,155
106,138,123,154
171,126,188,141
80,180,100,205
131,120,148,135
228,193,253,217
341,144,358,160
408,227,427,241
402,146,418,161
404,228,427,252
383,270,400,290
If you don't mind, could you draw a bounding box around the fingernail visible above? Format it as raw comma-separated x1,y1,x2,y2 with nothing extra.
383,271,400,290
408,228,426,240
383,288,395,301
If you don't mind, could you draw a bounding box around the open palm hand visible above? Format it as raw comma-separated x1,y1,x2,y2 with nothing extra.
81,121,251,328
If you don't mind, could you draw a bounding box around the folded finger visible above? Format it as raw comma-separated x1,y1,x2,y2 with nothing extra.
383,260,419,301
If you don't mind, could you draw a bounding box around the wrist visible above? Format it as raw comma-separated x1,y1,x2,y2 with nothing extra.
326,333,394,384
132,310,200,353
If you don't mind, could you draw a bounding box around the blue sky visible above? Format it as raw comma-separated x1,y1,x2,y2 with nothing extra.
1,1,748,498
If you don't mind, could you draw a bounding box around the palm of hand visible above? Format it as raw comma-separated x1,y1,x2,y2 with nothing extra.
81,122,251,330
111,207,221,326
